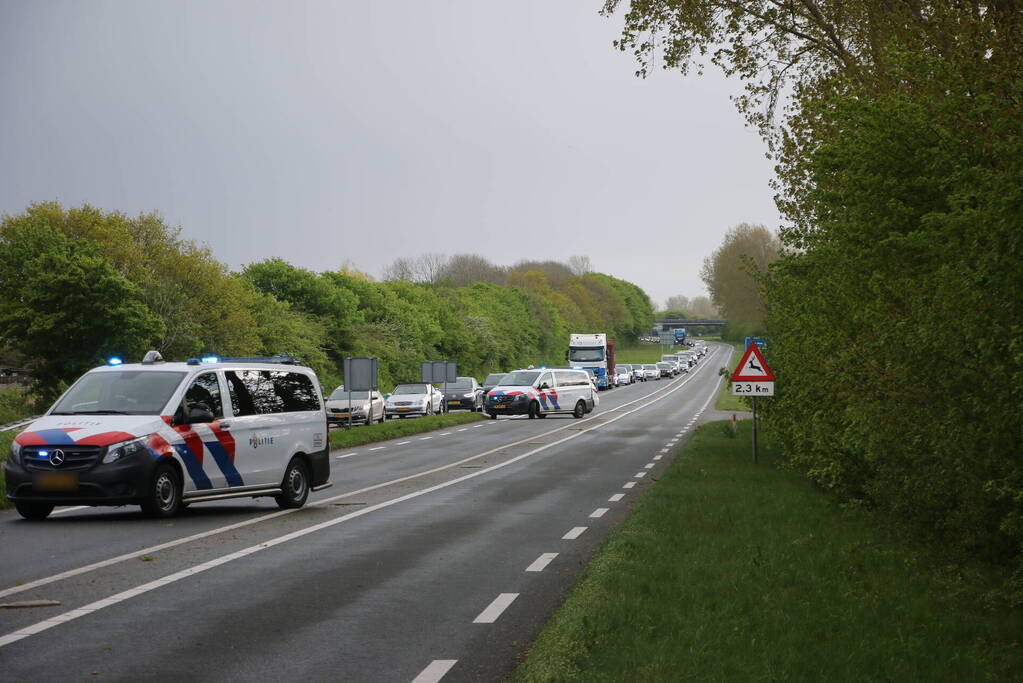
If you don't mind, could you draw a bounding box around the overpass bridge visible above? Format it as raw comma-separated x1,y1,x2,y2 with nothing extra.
654,318,727,331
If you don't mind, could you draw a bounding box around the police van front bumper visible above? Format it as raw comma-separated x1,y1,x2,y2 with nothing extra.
4,451,158,505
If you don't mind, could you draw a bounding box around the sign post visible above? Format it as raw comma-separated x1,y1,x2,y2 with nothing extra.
343,357,379,428
730,343,775,464
421,361,458,414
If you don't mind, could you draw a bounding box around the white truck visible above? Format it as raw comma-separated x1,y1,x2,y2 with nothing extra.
568,333,616,390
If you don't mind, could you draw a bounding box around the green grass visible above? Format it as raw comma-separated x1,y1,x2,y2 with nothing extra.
614,342,687,365
714,341,749,411
328,411,486,450
515,420,1023,682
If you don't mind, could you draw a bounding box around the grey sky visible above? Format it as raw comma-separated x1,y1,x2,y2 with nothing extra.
1,0,779,307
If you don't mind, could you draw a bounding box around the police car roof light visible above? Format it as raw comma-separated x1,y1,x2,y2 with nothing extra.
141,350,164,365
107,357,123,366
216,355,300,365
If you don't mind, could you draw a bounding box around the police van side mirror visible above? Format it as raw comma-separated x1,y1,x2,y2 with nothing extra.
187,404,215,424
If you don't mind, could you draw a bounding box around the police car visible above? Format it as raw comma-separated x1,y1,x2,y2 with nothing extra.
485,368,597,419
4,351,331,519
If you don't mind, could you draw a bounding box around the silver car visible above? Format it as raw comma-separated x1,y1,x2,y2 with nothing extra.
385,383,445,418
326,387,385,426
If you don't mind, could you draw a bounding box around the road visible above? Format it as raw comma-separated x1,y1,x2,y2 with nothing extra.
0,344,731,682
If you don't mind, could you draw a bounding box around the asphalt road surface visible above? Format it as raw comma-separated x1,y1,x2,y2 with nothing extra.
0,344,732,682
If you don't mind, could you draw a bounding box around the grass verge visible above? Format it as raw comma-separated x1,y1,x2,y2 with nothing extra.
514,420,1023,681
328,411,486,450
615,342,687,365
714,341,749,411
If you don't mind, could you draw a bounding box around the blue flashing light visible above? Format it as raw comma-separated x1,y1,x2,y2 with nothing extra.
540,365,547,369
201,356,220,364
107,357,123,366
39,450,49,457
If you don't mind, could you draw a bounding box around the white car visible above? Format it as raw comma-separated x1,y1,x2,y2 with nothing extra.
642,364,660,380
326,387,385,426
485,368,596,419
385,383,444,418
4,351,330,519
613,366,632,386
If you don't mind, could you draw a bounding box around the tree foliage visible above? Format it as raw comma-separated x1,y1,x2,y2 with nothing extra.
699,223,780,330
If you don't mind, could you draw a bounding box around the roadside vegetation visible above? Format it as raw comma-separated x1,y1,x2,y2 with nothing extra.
328,412,486,450
0,431,12,508
713,341,747,412
515,421,1023,681
607,0,1023,599
612,343,674,365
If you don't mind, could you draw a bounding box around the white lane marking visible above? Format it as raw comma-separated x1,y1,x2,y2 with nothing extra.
623,482,637,489
608,493,624,502
412,660,458,683
472,425,484,428
590,508,609,518
644,463,655,469
420,436,433,441
562,526,587,540
525,553,558,572
369,446,386,451
660,448,670,453
397,441,411,446
49,506,89,516
0,347,730,617
653,455,662,461
440,432,452,436
457,428,468,432
473,593,518,623
335,452,359,459
634,471,647,478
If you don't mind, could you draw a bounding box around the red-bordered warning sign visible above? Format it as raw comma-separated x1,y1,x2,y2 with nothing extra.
731,344,775,382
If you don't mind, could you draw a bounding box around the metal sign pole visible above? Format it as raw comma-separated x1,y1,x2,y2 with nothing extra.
752,396,758,465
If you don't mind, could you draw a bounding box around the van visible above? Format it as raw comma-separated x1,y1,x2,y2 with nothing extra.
4,352,331,519
485,368,597,419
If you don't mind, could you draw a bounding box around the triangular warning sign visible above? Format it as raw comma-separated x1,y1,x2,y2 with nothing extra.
731,344,775,381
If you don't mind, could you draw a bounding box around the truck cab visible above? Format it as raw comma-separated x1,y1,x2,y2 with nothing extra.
568,333,616,390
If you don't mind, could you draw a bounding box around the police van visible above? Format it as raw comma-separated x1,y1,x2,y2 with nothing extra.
4,352,331,520
484,368,597,419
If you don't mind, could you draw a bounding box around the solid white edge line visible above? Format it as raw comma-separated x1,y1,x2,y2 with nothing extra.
0,347,732,631
562,526,587,540
590,508,609,518
608,493,624,502
411,660,458,683
473,593,518,623
525,553,558,572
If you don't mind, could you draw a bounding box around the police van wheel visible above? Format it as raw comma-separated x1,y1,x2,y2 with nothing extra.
276,458,309,509
572,401,586,419
528,401,540,419
15,501,54,520
141,464,183,518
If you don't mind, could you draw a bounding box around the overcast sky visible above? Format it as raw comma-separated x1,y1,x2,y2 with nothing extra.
0,0,779,307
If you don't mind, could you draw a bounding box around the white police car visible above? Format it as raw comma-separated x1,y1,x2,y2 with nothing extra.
484,368,597,419
4,352,331,519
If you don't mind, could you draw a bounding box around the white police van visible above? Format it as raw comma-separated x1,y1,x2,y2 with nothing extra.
4,352,331,519
484,368,597,419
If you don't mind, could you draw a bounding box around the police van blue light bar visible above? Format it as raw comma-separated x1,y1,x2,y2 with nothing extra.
201,356,220,364
107,357,123,366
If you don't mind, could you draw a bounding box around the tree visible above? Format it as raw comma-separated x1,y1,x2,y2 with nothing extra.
0,222,163,396
436,253,506,286
699,224,779,329
567,255,593,276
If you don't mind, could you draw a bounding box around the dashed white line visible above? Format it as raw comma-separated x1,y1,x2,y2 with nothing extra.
440,432,452,436
623,481,637,489
525,553,558,572
653,455,662,461
396,441,411,446
590,508,609,518
562,526,587,539
473,593,518,623
420,437,433,441
634,471,647,478
457,428,468,432
335,452,359,459
644,463,655,469
369,446,386,451
412,659,458,683
472,425,484,429
608,493,624,502
660,448,670,453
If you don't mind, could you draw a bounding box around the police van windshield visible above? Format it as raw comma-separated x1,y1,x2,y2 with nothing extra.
499,371,540,386
569,347,604,362
51,371,187,415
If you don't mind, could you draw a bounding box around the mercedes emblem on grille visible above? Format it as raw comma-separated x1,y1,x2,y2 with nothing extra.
48,449,66,467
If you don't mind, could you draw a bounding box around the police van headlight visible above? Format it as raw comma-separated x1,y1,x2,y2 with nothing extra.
102,437,147,464
9,440,22,465
513,394,529,402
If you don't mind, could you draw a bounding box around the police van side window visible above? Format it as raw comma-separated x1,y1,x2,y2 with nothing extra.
184,372,223,418
270,371,320,412
225,370,282,415
537,372,554,389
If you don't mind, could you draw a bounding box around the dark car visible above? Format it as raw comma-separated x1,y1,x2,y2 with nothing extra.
443,376,484,411
481,372,506,394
